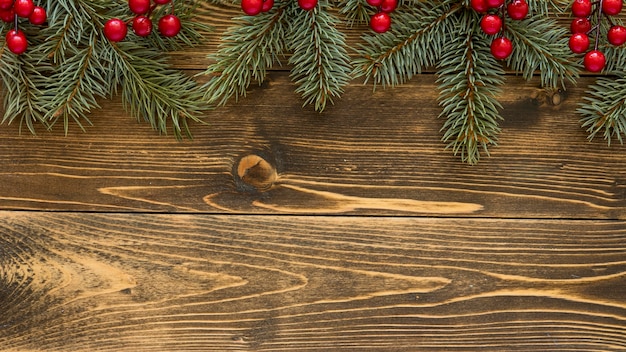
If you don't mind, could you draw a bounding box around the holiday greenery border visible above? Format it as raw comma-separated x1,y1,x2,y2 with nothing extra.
1,0,626,164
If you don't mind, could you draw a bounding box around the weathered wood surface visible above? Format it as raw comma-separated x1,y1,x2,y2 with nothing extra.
0,73,624,218
1,213,625,351
1,4,626,351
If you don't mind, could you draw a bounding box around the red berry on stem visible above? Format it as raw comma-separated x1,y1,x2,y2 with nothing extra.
6,29,28,55
153,0,171,4
261,0,273,12
608,25,626,46
13,0,34,18
570,17,591,34
470,0,488,12
584,50,606,72
480,14,502,35
129,0,151,15
380,0,397,13
507,0,528,20
298,0,317,11
158,14,181,37
486,0,504,8
104,18,128,42
571,0,592,17
370,12,391,33
366,0,383,6
241,0,263,15
0,0,12,10
602,0,623,16
568,33,589,53
132,15,152,37
29,6,46,25
490,36,513,60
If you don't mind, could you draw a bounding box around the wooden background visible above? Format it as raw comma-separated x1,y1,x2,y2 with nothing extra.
1,3,626,351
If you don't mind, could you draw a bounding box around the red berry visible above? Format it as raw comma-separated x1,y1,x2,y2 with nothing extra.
568,33,589,53
370,12,391,33
261,0,274,12
486,0,504,8
480,14,502,35
0,0,12,10
298,0,317,10
104,18,128,42
507,0,528,20
470,0,488,12
28,6,46,25
153,0,171,4
158,14,181,37
6,29,28,55
132,15,152,37
608,25,626,46
380,0,397,13
0,8,14,22
602,0,623,15
129,0,151,15
13,0,34,18
367,0,383,6
241,0,263,15
584,50,606,72
490,36,513,60
571,0,592,17
570,17,591,34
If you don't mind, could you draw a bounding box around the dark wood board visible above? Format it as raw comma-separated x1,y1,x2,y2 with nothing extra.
0,73,624,218
1,212,625,351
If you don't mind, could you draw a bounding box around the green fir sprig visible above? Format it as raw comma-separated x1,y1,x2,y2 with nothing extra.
202,0,351,112
437,11,504,165
0,0,209,137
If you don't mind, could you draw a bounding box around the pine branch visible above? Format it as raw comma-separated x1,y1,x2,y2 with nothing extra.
0,48,47,134
437,12,504,165
287,0,351,111
506,16,579,89
352,1,462,88
579,75,626,144
336,0,370,26
202,5,290,106
110,41,207,139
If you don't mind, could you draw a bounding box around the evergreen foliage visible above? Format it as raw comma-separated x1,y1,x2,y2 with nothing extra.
0,0,625,163
0,0,209,137
201,0,351,112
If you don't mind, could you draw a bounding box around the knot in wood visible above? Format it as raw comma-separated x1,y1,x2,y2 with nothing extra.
236,154,277,192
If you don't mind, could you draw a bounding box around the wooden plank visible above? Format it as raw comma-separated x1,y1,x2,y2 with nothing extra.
0,73,624,218
0,212,624,351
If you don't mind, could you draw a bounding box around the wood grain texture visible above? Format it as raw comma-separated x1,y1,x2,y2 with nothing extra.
0,212,625,351
0,73,624,218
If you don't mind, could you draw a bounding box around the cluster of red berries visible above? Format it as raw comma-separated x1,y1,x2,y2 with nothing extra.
0,0,46,54
568,0,624,72
367,0,397,33
471,0,529,60
240,0,318,15
104,0,181,42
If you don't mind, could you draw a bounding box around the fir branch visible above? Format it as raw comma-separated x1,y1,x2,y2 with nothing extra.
579,76,626,145
287,0,351,111
202,6,289,106
437,13,504,165
0,49,47,134
352,1,462,88
109,41,207,138
336,0,370,26
506,16,579,89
